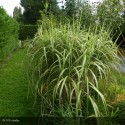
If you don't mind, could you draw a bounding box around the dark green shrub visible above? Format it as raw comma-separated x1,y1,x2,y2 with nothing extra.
112,100,125,117
19,25,38,40
0,7,19,58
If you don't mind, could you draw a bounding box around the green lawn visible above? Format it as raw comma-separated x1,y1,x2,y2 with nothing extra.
0,48,35,117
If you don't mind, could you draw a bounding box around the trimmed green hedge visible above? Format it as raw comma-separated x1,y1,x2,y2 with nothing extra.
19,25,38,40
0,7,19,58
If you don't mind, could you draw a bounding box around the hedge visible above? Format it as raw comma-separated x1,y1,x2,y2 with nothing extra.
19,25,38,40
0,7,19,58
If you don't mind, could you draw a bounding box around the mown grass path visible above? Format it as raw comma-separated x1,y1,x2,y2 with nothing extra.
0,49,35,117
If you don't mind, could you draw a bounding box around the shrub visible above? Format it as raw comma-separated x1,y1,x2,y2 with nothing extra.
19,25,38,40
26,20,119,118
0,7,19,58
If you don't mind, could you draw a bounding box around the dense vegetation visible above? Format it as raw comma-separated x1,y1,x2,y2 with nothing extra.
27,21,119,118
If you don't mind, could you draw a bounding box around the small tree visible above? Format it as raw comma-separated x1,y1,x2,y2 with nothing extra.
65,0,76,19
97,0,125,47
20,0,59,24
13,6,23,23
97,0,124,30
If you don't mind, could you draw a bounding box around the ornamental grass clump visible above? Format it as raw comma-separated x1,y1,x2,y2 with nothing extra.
27,22,119,117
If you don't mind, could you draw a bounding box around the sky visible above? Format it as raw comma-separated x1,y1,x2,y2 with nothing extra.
0,0,22,16
0,0,102,16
